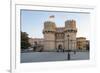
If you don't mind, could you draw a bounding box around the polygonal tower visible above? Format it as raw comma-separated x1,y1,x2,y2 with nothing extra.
64,20,77,51
43,16,56,51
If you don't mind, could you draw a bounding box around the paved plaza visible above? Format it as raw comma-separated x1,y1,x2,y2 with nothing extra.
21,51,89,63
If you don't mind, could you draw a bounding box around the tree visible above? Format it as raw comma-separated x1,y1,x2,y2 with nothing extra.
21,31,30,49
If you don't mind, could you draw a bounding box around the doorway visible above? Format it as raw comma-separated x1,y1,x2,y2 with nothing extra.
57,44,64,52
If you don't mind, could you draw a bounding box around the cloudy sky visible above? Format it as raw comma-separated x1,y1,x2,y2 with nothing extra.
21,10,90,40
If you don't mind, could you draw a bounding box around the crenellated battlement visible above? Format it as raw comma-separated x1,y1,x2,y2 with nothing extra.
65,20,76,28
43,21,56,33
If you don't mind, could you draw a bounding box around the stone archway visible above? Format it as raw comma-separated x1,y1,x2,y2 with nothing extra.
58,44,62,49
57,44,64,52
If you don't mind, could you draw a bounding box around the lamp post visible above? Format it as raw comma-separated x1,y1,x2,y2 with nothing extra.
71,40,72,51
73,40,76,54
67,35,70,60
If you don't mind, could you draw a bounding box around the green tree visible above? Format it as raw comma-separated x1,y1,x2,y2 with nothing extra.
21,31,30,49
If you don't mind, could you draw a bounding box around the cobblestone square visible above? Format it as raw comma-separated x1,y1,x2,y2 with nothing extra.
21,52,89,63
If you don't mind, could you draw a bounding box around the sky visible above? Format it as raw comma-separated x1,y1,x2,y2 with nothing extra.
21,10,90,40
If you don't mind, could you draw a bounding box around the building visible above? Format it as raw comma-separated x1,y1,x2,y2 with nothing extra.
29,38,44,51
43,19,77,51
76,37,90,51
29,38,44,46
29,16,89,52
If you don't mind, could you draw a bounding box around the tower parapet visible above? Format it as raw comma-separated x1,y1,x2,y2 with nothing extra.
65,20,76,28
64,20,77,33
43,21,56,33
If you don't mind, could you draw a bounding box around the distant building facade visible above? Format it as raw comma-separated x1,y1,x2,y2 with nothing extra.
76,37,89,51
29,38,44,46
29,16,89,52
29,38,44,51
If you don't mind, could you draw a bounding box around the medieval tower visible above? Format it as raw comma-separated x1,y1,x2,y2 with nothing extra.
43,21,56,51
43,16,77,51
64,20,77,51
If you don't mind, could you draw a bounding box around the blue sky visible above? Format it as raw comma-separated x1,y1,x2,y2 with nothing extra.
21,10,90,40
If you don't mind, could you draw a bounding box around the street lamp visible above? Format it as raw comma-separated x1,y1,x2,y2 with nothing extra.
70,40,72,51
73,40,76,54
67,35,70,60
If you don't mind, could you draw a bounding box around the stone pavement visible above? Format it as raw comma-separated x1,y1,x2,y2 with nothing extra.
21,52,89,63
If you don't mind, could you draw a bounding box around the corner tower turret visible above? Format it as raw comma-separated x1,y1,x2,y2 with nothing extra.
43,15,56,51
64,20,77,51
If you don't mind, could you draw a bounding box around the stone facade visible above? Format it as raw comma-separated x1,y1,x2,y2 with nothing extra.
76,37,89,50
29,38,44,46
28,16,89,52
42,19,77,51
